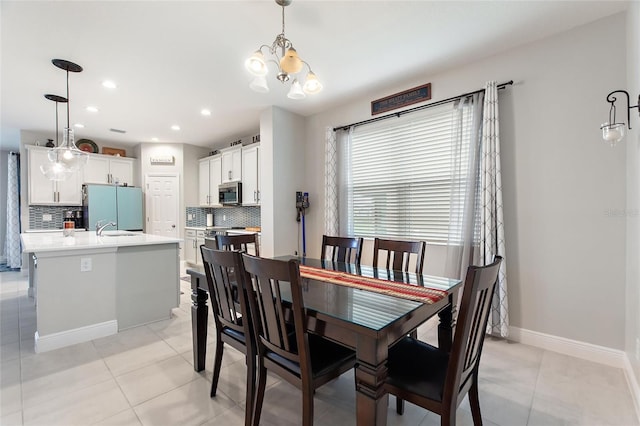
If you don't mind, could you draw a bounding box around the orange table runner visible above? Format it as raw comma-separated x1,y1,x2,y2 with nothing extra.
299,265,447,304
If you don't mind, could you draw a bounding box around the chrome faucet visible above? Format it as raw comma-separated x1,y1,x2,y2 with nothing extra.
96,220,116,236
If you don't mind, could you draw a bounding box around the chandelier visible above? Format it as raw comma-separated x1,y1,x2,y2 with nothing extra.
42,59,88,180
244,0,322,99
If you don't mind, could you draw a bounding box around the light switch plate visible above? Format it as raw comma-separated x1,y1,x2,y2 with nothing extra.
80,257,92,272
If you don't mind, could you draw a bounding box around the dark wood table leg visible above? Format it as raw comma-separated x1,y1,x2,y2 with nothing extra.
190,273,208,372
437,292,458,352
354,337,388,426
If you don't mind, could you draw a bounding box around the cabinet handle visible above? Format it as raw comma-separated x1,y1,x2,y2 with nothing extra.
254,190,257,202
228,170,232,180
257,190,260,202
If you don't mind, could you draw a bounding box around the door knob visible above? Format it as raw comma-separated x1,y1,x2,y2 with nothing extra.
171,224,176,228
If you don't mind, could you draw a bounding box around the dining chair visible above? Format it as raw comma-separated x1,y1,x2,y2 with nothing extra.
372,237,426,274
200,247,255,426
240,254,357,426
216,233,260,256
320,235,363,265
385,256,504,425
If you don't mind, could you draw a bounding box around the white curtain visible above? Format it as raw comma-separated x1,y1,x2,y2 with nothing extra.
444,93,484,280
5,152,22,268
481,81,509,337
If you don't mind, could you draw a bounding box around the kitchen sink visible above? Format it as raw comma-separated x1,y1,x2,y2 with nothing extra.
101,231,140,237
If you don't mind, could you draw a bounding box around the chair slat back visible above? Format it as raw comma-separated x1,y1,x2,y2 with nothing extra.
200,247,247,335
216,233,260,256
321,235,363,265
444,256,503,403
373,238,426,274
241,255,309,368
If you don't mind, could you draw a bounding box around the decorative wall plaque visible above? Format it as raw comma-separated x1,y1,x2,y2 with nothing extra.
371,83,432,115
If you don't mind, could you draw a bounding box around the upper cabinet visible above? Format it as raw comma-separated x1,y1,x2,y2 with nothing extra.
221,146,242,183
27,146,83,205
199,154,222,207
242,143,260,205
84,154,136,186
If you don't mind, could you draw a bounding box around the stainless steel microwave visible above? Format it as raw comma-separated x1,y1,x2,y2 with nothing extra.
219,181,242,205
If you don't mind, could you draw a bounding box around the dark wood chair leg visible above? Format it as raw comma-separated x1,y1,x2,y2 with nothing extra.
251,364,268,426
244,354,256,426
302,382,314,426
210,335,224,397
396,396,405,414
469,374,483,426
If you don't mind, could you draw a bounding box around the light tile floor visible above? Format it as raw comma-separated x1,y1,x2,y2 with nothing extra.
1,269,638,426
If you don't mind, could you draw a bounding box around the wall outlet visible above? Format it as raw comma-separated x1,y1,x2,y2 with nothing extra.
42,214,52,222
80,257,92,272
187,214,193,220
223,214,227,222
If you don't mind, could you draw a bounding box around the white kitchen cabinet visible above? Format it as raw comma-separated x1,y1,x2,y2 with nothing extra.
27,146,83,205
221,146,242,183
198,154,222,206
184,229,197,264
241,143,260,205
84,154,135,186
184,228,205,265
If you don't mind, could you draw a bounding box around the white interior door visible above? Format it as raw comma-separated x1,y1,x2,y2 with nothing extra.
145,174,179,237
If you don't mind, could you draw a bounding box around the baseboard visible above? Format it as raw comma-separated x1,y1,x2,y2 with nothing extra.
508,326,625,368
35,320,118,353
623,354,640,422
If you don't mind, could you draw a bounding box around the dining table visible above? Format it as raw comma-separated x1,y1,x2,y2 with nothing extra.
186,256,462,426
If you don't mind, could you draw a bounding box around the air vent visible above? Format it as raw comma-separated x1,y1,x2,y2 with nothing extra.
110,128,126,134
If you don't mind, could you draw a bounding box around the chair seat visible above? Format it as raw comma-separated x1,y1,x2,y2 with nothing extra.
387,337,449,402
222,326,246,344
266,333,355,378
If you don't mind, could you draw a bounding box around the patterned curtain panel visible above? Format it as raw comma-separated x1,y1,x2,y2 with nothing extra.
324,127,339,236
481,81,509,337
5,152,22,268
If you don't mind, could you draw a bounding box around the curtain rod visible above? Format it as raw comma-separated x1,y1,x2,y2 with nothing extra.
333,80,513,132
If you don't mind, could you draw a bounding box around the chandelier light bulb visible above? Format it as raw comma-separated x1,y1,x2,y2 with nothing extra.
303,71,323,94
287,79,306,100
280,48,303,74
245,51,268,76
250,76,270,93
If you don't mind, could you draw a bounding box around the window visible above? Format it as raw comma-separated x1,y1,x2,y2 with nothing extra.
344,101,475,244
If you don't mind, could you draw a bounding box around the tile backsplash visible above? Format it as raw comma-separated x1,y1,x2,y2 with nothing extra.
185,206,260,228
29,206,81,229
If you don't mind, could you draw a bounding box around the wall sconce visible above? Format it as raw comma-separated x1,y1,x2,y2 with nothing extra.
600,90,639,146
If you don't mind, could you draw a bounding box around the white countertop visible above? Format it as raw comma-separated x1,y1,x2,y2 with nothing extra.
21,231,182,253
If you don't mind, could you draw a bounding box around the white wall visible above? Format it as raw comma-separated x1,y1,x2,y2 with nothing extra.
260,106,306,258
304,13,627,349
625,1,640,379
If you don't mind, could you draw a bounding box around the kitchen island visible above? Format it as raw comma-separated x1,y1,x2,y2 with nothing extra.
21,231,182,353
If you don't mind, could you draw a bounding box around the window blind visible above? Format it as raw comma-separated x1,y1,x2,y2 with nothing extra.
348,102,474,244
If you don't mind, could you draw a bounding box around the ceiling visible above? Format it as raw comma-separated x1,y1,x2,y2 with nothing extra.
0,1,628,152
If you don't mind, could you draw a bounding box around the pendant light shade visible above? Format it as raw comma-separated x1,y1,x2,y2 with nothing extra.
43,59,88,178
287,79,306,99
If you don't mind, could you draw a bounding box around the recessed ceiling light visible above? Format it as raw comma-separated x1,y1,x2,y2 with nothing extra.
102,80,117,89
74,123,85,128
86,106,99,113
171,125,180,131
151,137,159,142
201,109,211,116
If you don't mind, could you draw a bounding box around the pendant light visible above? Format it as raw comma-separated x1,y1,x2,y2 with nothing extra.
45,59,88,174
40,94,73,181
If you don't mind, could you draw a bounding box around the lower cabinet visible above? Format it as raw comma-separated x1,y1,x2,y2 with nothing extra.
184,229,205,265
